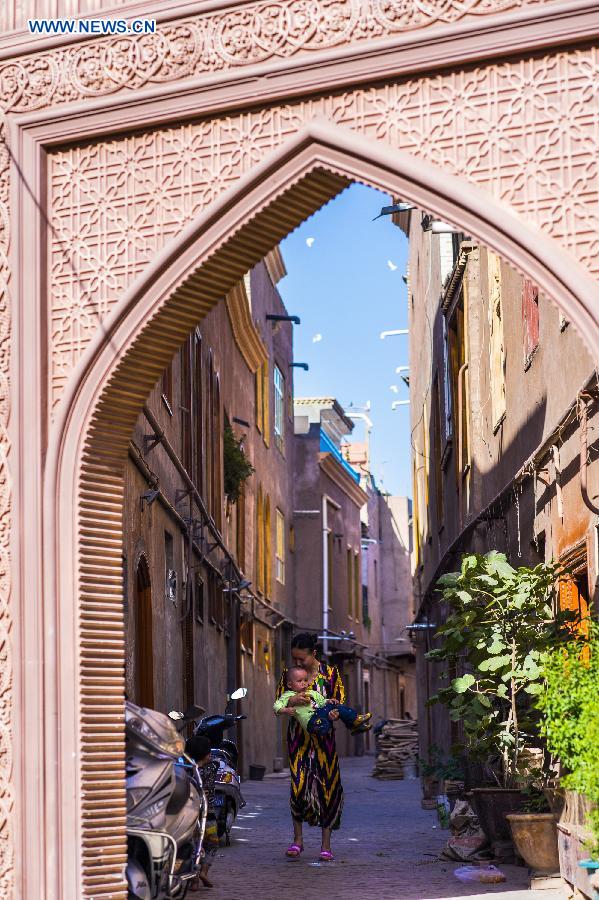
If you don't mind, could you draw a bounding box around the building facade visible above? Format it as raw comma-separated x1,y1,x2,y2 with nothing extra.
123,249,296,776
293,401,416,756
399,209,599,767
344,444,417,749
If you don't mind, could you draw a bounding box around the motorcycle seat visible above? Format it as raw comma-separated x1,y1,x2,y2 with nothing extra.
166,767,190,816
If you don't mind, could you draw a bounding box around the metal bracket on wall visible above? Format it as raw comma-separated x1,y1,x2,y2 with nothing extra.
143,431,163,454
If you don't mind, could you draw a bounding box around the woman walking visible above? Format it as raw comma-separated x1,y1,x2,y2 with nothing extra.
275,632,346,861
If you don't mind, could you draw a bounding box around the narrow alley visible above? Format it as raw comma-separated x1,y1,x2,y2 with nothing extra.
191,758,566,900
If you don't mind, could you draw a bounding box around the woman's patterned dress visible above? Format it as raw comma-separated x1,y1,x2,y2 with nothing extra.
276,662,345,830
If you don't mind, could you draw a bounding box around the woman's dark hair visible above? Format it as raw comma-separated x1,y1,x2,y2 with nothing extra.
291,632,319,653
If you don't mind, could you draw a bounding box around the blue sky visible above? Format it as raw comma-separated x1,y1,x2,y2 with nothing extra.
278,183,411,498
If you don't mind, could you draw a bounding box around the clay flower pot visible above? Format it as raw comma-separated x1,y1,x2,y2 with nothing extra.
507,813,559,874
470,788,528,843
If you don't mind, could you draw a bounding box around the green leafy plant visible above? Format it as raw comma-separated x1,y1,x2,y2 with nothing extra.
418,744,464,781
223,422,255,503
426,551,574,788
537,622,599,856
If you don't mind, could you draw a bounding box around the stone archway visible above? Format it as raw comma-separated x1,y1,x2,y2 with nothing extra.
44,123,598,896
2,4,599,897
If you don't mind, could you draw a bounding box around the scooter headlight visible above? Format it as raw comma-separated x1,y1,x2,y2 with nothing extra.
129,716,185,757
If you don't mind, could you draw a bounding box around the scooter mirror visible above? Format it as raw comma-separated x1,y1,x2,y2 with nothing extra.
168,710,185,720
230,688,247,701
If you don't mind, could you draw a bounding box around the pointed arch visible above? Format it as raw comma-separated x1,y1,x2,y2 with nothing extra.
42,120,599,896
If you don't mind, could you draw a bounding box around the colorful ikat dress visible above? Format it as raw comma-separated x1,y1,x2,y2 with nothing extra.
276,662,345,830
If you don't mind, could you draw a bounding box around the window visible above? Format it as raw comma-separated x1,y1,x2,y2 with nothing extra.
522,278,539,370
255,367,263,433
373,559,378,597
442,317,453,443
236,485,246,570
207,570,224,627
488,251,506,431
432,375,444,527
205,354,214,515
255,360,270,445
347,547,353,618
161,361,173,413
275,509,285,584
213,375,223,530
327,529,334,611
412,458,421,570
264,495,272,598
445,286,470,481
354,551,360,623
240,617,254,654
194,331,203,492
559,549,590,639
256,486,264,594
274,365,285,452
181,338,192,475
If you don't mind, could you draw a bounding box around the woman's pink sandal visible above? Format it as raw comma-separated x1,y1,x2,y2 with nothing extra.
319,849,334,861
286,844,303,857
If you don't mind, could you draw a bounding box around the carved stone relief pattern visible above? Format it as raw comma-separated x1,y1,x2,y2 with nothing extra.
1,0,553,112
0,113,14,899
48,47,599,409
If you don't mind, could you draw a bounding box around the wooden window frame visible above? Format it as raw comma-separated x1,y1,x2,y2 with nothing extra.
274,364,285,453
347,546,353,619
180,337,192,476
194,330,204,494
275,508,285,585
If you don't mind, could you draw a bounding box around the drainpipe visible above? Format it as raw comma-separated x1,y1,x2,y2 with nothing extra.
579,392,599,515
322,495,329,658
457,362,469,530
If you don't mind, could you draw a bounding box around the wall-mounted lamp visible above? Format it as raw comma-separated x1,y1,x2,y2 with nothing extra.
372,202,415,221
266,314,301,325
140,488,160,510
380,329,408,340
421,215,460,234
290,362,309,371
392,400,410,409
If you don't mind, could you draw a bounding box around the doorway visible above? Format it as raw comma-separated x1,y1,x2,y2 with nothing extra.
134,555,154,708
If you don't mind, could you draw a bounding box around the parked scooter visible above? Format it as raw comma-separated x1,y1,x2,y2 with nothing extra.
189,688,247,844
125,701,207,900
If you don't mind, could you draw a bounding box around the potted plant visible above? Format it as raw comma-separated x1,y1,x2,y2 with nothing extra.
223,422,254,505
506,789,560,876
536,622,599,898
427,551,572,846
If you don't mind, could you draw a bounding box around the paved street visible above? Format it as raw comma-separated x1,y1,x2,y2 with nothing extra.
190,757,567,900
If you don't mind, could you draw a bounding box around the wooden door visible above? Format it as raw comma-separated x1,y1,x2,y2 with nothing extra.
135,555,154,708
